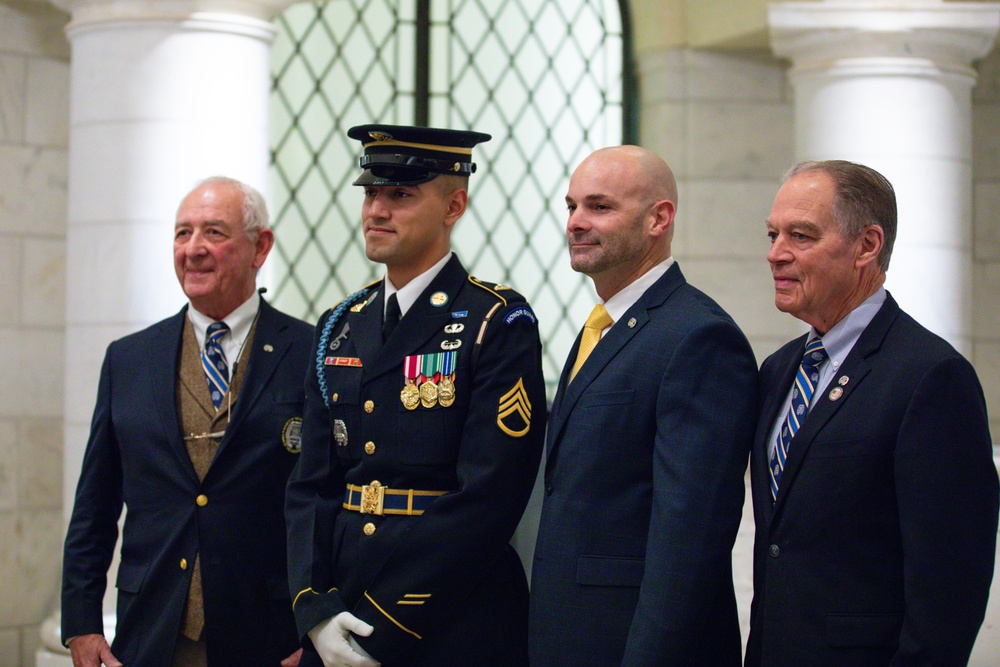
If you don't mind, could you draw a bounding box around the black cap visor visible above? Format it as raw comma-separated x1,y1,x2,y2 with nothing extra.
353,152,476,186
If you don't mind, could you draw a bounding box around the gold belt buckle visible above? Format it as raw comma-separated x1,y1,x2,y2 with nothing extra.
360,481,385,516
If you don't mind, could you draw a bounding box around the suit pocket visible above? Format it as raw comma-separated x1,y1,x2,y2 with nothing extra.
826,612,901,647
576,555,644,587
115,562,149,593
577,389,635,408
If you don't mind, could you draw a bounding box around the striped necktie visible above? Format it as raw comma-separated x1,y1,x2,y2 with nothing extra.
769,338,827,500
202,321,231,409
570,304,613,382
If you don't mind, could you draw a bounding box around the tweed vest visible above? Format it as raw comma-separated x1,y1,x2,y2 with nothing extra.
176,316,257,641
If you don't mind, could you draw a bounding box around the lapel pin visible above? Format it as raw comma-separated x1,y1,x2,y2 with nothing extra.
628,317,637,328
838,375,849,386
430,291,448,307
263,344,274,352
828,386,844,401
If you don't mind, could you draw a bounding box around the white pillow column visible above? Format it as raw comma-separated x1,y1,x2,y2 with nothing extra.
769,0,1000,356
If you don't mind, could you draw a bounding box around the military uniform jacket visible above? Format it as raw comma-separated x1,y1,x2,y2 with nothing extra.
287,255,546,666
62,299,314,667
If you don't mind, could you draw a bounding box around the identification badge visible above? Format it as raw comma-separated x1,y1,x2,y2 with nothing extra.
334,419,348,447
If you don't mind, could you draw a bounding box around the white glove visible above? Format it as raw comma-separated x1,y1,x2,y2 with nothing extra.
308,611,381,667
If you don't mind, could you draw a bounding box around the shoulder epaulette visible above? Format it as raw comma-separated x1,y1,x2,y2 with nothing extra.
468,276,514,307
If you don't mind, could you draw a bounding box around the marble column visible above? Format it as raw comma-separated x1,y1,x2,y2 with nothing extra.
769,0,1000,355
37,0,293,661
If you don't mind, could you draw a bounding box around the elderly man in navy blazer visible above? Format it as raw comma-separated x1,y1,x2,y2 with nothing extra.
62,177,313,667
746,160,999,666
529,145,758,666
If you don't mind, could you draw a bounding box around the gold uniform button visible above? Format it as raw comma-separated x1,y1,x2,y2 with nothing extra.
365,441,376,455
180,558,188,570
363,522,376,536
196,494,208,507
364,400,375,413
332,393,339,403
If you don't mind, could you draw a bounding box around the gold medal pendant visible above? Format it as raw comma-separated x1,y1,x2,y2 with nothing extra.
419,379,439,408
400,381,420,410
438,376,455,407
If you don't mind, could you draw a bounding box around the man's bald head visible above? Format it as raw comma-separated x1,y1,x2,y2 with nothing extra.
565,145,678,300
581,145,678,207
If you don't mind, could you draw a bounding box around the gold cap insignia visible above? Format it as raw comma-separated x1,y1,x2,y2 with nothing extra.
369,131,394,142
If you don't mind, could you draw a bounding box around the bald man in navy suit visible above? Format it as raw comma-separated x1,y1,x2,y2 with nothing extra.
529,146,758,666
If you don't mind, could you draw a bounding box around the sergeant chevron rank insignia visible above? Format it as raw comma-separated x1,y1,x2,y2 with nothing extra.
497,377,532,437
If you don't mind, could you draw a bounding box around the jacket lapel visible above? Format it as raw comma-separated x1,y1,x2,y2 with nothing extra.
546,263,686,462
770,295,902,518
364,255,468,383
149,307,198,483
754,336,805,525
213,299,288,462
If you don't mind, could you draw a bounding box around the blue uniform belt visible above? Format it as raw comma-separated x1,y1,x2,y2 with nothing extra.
343,482,446,516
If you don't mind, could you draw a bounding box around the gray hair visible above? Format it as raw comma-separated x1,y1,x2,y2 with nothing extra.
193,176,269,239
784,160,897,271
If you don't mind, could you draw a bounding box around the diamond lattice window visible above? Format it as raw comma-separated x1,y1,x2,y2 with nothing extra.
270,0,633,394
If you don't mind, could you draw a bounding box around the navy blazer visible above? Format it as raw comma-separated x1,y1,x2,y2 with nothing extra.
746,294,999,666
62,298,314,667
529,263,758,666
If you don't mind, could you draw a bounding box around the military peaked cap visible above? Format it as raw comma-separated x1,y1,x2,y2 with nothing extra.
348,124,492,186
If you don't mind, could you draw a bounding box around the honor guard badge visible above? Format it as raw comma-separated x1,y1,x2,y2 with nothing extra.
282,417,303,453
497,377,532,438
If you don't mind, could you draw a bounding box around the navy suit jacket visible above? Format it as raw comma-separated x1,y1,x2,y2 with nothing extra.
62,298,313,667
529,263,758,666
746,294,999,667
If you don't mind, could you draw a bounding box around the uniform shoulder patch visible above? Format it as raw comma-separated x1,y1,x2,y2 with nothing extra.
503,305,537,326
497,377,532,438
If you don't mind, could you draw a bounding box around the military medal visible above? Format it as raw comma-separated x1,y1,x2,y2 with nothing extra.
438,351,457,407
401,355,421,410
419,352,449,408
419,380,438,408
438,377,455,407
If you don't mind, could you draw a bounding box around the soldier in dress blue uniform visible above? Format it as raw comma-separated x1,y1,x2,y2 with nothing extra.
286,124,546,667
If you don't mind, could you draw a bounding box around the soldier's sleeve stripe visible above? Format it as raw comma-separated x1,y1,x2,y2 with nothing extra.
497,378,532,437
498,378,532,412
365,592,423,639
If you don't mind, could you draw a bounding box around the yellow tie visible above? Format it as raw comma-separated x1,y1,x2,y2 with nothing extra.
570,304,613,381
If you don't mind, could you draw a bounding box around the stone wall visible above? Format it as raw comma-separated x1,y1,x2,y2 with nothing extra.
0,1,69,664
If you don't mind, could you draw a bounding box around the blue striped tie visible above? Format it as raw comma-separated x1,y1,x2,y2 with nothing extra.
202,322,230,409
769,338,827,500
